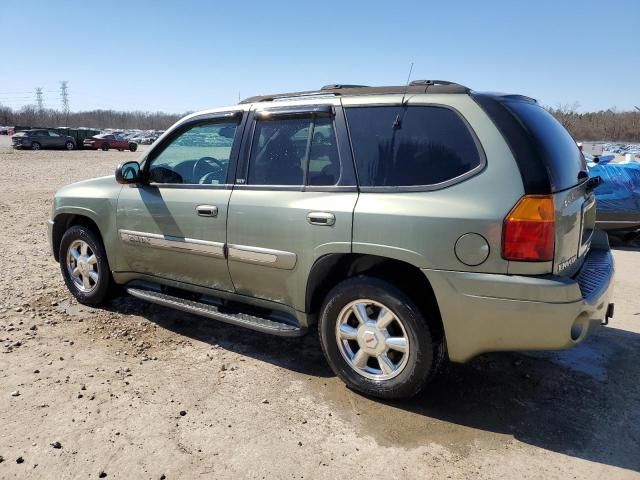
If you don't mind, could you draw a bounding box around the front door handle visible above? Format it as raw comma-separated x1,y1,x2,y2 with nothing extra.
196,205,218,217
307,211,335,226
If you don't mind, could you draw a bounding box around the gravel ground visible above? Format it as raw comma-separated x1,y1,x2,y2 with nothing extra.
0,135,639,479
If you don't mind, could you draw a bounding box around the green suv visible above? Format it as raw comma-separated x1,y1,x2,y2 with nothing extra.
48,81,615,399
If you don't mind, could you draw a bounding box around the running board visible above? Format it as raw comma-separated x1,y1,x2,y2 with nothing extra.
126,287,306,337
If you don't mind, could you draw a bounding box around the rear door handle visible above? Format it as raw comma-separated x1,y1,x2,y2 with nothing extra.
196,205,218,217
307,211,335,226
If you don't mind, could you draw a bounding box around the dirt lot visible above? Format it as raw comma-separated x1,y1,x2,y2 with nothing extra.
0,135,639,479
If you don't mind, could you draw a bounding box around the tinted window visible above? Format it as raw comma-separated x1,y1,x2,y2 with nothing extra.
345,106,482,187
247,115,339,186
503,100,586,191
148,121,237,185
308,118,340,186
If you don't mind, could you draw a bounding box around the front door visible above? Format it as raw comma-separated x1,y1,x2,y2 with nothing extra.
226,103,358,312
116,112,244,291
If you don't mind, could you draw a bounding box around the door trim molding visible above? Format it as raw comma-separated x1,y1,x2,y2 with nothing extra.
227,244,297,270
119,229,225,258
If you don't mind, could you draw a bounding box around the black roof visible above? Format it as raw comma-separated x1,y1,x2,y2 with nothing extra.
239,80,470,104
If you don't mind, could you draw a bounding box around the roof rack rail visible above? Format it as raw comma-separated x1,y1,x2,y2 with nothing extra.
320,84,370,90
409,79,459,87
239,80,470,104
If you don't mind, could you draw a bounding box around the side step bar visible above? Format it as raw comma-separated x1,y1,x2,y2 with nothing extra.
126,287,306,337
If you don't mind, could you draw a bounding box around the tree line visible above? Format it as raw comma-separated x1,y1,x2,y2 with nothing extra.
0,105,184,131
1,103,639,141
548,104,640,142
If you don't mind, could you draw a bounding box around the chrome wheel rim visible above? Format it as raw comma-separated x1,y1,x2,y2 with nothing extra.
335,299,410,381
66,240,99,293
66,142,73,150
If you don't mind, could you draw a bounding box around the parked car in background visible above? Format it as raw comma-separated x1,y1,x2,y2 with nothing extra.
83,134,138,152
586,153,640,235
12,129,76,150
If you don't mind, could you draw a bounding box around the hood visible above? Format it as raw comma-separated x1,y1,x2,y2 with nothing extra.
55,175,120,200
13,132,26,137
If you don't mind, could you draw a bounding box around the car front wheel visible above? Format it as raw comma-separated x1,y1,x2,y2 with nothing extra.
319,276,443,399
31,142,41,150
65,141,74,150
59,225,112,305
101,143,109,151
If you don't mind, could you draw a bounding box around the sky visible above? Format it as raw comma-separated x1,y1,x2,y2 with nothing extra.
1,0,638,114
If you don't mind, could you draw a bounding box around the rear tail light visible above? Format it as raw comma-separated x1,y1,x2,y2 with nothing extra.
502,195,555,261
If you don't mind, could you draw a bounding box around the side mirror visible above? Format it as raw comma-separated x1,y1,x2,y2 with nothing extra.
115,161,141,184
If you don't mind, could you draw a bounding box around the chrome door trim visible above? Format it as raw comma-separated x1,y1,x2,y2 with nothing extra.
227,244,297,270
119,229,225,258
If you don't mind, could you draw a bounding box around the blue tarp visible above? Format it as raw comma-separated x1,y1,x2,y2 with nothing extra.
588,160,640,212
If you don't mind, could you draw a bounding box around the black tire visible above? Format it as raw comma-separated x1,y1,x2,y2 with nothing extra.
31,142,41,150
59,225,112,306
129,143,138,152
101,143,109,151
65,141,75,150
319,276,443,399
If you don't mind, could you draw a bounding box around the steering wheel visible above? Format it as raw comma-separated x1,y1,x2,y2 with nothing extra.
192,156,225,184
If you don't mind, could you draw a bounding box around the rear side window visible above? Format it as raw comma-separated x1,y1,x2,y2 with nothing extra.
345,106,482,187
247,115,340,186
502,100,586,192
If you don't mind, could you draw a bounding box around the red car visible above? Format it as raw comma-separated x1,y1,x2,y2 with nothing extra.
83,133,138,152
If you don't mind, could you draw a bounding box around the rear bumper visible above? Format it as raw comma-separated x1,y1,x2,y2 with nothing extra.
423,232,615,362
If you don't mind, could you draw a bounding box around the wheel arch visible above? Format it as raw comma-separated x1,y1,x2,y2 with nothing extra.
306,253,445,341
52,213,103,262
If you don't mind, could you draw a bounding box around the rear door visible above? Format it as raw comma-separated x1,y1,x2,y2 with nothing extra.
226,102,358,311
116,111,245,291
36,130,52,147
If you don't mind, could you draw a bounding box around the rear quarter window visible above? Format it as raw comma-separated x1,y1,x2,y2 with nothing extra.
345,106,483,188
502,100,586,192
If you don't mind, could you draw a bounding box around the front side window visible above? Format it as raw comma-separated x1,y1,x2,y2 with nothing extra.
345,106,482,187
247,115,339,186
148,121,238,185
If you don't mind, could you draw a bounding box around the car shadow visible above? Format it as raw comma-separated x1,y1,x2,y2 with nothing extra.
107,295,333,378
107,295,640,473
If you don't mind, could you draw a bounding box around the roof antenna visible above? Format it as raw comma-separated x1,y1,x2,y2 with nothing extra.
394,62,413,128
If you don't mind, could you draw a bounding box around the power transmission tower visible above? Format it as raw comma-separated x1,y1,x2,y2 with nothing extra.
35,87,44,124
60,81,70,125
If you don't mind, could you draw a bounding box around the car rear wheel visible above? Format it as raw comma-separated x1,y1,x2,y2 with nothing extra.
101,143,109,151
65,141,74,150
59,225,112,305
31,142,41,150
319,276,443,399
129,143,138,152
